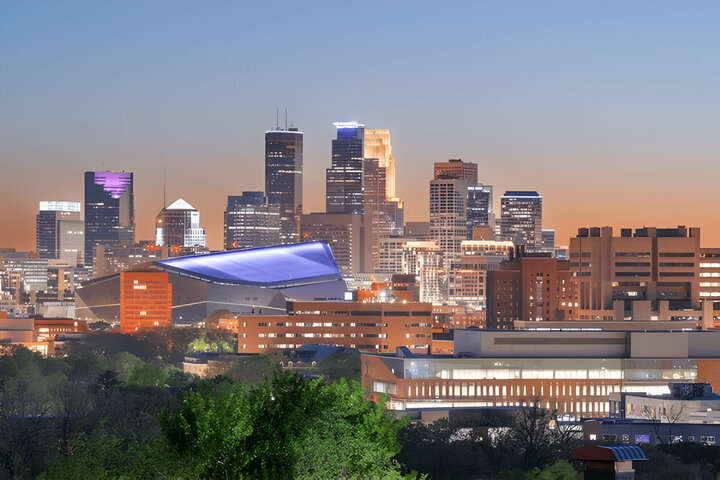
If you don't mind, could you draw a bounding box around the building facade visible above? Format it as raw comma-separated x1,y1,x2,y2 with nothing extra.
363,329,720,417
36,201,84,267
569,226,704,321
299,213,368,275
326,122,365,215
265,128,303,243
84,171,134,271
224,192,281,250
155,198,206,248
466,184,493,236
120,270,172,333
499,191,542,246
235,300,432,354
486,255,575,329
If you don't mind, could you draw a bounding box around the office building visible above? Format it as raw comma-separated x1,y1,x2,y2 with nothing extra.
569,226,708,322
120,270,172,333
326,122,365,214
405,222,431,240
234,300,432,354
84,171,134,270
265,127,303,243
155,198,206,248
299,213,369,275
403,241,445,304
466,184,493,236
364,128,404,237
76,242,349,324
486,255,575,329
36,201,84,267
93,242,171,277
447,240,515,308
430,178,467,267
499,191,542,246
362,329,720,417
364,158,404,271
0,251,48,293
224,192,280,250
434,159,478,183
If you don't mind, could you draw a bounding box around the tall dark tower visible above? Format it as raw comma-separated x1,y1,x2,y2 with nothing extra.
265,127,303,244
84,171,134,271
326,122,364,214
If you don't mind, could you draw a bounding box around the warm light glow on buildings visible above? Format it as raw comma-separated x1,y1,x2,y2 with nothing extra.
120,271,172,334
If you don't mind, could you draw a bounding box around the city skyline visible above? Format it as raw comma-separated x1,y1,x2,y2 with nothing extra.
3,2,720,251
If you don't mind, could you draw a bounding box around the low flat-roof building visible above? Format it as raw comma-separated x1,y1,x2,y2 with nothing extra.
235,300,432,354
362,329,720,418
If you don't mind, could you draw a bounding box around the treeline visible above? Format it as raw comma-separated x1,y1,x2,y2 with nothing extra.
0,346,408,478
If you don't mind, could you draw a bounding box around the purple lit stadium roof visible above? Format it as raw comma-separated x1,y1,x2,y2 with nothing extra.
154,242,342,287
94,172,132,199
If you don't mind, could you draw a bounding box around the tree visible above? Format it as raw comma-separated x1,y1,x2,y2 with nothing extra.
161,371,408,479
524,460,581,480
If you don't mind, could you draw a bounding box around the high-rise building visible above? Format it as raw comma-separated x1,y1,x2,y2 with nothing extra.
430,178,468,268
36,201,84,267
155,198,206,248
363,129,404,271
403,241,445,304
364,129,396,199
499,191,542,246
265,127,303,243
326,122,365,214
447,240,515,308
570,226,705,322
299,213,369,276
84,171,134,270
430,160,476,268
224,192,280,250
486,255,574,329
467,184,493,237
434,159,478,183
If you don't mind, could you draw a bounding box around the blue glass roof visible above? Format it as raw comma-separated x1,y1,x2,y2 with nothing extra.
155,242,342,287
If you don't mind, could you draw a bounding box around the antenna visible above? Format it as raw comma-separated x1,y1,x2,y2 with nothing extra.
285,108,288,130
163,167,166,208
276,107,279,130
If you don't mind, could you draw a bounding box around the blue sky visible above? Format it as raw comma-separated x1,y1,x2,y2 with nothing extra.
2,1,720,249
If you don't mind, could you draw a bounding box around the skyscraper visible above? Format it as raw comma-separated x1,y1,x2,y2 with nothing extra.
363,129,404,271
467,184,493,237
155,198,206,248
36,201,84,267
434,159,478,183
499,191,542,246
430,159,475,268
224,192,280,250
84,171,134,270
265,127,303,243
326,122,365,214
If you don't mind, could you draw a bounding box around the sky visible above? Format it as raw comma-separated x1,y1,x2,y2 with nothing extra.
2,1,720,251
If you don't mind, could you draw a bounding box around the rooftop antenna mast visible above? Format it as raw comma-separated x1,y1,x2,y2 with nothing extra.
163,167,166,208
285,108,288,130
276,107,280,130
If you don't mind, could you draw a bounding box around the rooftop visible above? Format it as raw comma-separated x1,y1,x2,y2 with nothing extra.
154,241,342,288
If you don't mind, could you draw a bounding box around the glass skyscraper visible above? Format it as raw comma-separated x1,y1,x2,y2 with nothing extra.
265,127,303,244
326,122,364,215
84,171,134,270
36,201,84,266
499,191,542,246
467,184,493,237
